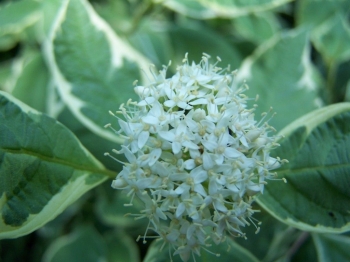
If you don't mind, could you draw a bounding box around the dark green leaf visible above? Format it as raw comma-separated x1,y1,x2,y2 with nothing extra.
313,233,350,262
257,103,350,233
42,226,107,262
143,237,259,262
168,22,242,70
0,91,108,239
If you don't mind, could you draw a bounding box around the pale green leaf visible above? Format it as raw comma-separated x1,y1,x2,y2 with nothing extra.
198,0,293,18
257,103,350,233
232,12,280,44
41,0,66,37
128,19,174,68
312,15,350,64
10,51,49,113
0,0,40,37
236,29,322,131
296,0,349,28
143,237,259,262
313,233,350,262
159,0,217,19
0,91,108,239
160,0,293,18
93,0,133,34
44,0,150,143
0,61,12,91
295,0,350,65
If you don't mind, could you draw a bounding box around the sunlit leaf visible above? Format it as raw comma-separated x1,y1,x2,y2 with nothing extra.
160,0,293,19
160,0,217,19
201,0,293,17
257,103,350,233
44,0,150,143
0,91,108,239
0,0,40,49
9,51,49,113
236,29,322,131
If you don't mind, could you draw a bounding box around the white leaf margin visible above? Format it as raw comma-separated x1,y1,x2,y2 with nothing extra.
235,29,323,107
43,0,151,143
257,102,350,234
198,0,294,18
0,172,107,239
161,0,294,19
0,91,107,239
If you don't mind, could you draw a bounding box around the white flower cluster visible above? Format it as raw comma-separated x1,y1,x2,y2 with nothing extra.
106,54,285,262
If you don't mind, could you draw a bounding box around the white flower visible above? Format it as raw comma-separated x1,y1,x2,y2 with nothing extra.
106,53,286,262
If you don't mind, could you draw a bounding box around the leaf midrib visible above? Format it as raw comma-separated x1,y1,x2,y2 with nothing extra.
1,147,115,178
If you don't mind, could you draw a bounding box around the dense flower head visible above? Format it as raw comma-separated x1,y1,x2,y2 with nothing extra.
106,53,286,261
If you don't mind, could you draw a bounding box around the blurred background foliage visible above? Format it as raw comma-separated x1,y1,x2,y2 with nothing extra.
0,0,349,261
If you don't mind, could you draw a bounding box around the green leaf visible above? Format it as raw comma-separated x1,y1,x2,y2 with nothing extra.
161,0,293,18
105,230,140,262
42,226,140,262
296,0,350,65
0,91,108,239
312,233,350,262
0,0,40,37
10,51,49,113
257,102,350,233
42,225,108,262
236,29,322,131
168,22,242,70
296,0,349,28
44,0,150,143
345,81,350,102
0,60,12,91
93,0,132,34
235,211,289,261
160,0,216,19
129,19,174,68
312,14,350,64
95,185,147,229
232,12,280,44
291,233,317,262
143,237,259,262
41,0,66,37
